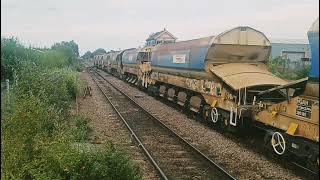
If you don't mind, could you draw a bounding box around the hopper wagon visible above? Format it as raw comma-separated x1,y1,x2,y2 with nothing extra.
253,18,319,171
126,27,287,132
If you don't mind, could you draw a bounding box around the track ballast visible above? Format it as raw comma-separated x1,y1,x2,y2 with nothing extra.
88,68,235,180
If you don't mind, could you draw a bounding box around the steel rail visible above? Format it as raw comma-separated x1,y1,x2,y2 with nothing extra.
91,68,236,180
88,69,168,180
290,161,319,176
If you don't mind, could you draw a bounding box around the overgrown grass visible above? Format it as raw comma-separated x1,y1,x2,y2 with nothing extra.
71,115,91,142
1,37,142,179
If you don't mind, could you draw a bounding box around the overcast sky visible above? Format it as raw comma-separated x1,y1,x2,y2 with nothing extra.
1,0,319,55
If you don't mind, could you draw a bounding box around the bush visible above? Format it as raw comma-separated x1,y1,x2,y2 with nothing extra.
71,116,91,142
13,64,79,117
1,85,142,180
296,66,311,79
267,57,311,80
1,37,81,82
1,37,142,179
1,94,64,179
54,142,142,180
1,37,42,81
38,49,69,68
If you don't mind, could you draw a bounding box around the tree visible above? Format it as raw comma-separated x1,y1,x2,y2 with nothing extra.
51,40,79,65
92,48,106,56
81,51,93,60
52,40,79,57
1,37,42,81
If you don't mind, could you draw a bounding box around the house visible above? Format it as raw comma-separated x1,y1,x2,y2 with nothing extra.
145,28,177,46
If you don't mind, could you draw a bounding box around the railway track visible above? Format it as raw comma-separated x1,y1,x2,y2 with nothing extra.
105,70,319,178
88,68,235,180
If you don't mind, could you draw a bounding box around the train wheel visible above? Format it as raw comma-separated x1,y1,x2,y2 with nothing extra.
210,107,219,124
271,132,286,155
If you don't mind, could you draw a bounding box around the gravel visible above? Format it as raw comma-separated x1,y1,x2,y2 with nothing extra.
98,69,310,180
76,71,159,180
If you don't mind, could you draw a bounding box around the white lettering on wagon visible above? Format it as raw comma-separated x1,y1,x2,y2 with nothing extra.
296,98,312,119
173,54,186,63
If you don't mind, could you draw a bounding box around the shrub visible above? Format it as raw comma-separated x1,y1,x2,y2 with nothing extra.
296,66,311,79
13,64,79,117
1,90,142,180
1,37,142,180
38,49,69,68
1,37,80,82
71,116,91,142
55,142,142,180
267,57,311,80
1,37,41,81
1,94,64,179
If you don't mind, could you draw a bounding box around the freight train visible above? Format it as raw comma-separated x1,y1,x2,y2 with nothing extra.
95,26,287,130
93,23,319,171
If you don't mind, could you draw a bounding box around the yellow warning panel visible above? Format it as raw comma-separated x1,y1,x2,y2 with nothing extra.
211,100,217,108
286,123,298,135
271,111,278,117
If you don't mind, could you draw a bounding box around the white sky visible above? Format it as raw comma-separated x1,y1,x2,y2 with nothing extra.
1,0,319,55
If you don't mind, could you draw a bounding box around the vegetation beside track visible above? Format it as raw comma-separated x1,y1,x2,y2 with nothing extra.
267,57,311,80
1,37,142,179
